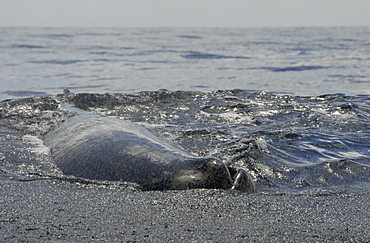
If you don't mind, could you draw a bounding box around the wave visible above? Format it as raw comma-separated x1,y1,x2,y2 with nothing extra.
11,44,46,49
30,59,84,65
3,90,48,97
177,35,203,39
181,51,250,60
260,65,328,72
1,90,369,193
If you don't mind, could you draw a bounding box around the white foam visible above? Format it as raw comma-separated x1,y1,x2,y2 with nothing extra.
201,111,254,123
22,135,50,155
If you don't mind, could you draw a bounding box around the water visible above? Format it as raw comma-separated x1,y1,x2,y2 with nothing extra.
1,27,370,101
1,27,370,193
1,90,369,193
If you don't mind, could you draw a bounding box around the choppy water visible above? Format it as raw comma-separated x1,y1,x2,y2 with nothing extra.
1,27,370,101
1,27,370,193
1,90,369,193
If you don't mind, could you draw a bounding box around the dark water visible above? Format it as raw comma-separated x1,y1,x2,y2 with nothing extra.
1,90,369,193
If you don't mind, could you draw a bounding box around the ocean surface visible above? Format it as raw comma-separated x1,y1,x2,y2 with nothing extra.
1,27,370,194
1,26,370,100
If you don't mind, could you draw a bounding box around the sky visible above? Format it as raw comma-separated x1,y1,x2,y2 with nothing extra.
1,0,369,28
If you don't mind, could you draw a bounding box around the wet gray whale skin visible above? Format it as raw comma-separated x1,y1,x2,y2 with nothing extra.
45,105,255,193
